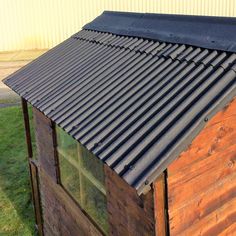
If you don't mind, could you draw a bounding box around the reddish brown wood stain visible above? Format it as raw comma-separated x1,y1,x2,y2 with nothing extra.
34,108,155,236
33,108,57,182
34,108,102,235
154,173,168,236
104,165,155,236
166,98,236,235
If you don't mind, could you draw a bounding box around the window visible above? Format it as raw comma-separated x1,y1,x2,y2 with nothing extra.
56,126,109,234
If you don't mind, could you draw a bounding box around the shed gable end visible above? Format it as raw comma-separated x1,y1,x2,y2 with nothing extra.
166,98,236,235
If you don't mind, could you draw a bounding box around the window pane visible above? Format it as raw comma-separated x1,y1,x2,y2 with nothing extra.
59,154,81,204
78,144,105,184
57,127,77,160
82,177,109,234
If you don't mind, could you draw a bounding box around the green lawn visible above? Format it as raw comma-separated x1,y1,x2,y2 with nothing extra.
0,106,35,235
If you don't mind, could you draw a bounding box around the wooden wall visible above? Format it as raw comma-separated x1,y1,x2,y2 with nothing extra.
33,107,155,236
33,108,103,236
166,98,236,235
105,166,155,236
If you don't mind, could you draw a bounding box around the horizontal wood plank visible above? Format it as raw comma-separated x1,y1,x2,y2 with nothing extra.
168,144,236,209
39,169,103,236
168,115,236,175
167,98,236,235
169,172,236,235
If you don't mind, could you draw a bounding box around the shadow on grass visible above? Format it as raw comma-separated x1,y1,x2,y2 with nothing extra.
0,105,35,235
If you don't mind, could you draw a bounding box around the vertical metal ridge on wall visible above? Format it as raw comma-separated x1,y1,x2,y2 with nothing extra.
1,0,236,51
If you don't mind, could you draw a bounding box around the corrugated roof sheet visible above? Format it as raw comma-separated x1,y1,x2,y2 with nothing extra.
4,13,236,194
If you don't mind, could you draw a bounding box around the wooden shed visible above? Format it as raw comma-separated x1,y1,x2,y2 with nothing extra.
4,12,236,236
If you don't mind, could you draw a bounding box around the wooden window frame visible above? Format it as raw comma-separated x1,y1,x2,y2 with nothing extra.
57,147,106,195
51,123,156,236
53,125,109,235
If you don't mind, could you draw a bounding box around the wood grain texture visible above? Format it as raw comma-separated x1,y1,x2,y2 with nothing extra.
22,101,43,235
34,107,156,236
104,165,155,236
30,161,43,236
167,98,236,236
154,173,168,236
39,169,103,236
33,108,57,181
34,108,103,235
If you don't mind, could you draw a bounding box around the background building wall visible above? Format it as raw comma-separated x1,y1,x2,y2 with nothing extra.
0,0,236,51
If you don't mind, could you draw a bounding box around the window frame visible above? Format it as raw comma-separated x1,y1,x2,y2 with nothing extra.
54,125,109,235
57,147,106,195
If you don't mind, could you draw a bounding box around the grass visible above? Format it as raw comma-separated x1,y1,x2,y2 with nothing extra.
0,105,35,235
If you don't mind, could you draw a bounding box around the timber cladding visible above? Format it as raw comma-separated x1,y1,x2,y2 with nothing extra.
39,169,103,236
33,108,57,182
104,165,155,236
33,107,155,236
167,98,236,235
33,108,103,235
32,98,236,235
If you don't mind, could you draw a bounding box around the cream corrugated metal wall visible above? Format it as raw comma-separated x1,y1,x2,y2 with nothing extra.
1,0,236,51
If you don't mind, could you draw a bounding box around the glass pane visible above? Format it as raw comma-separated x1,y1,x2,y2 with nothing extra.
82,177,109,235
78,144,105,183
57,127,77,161
59,154,81,204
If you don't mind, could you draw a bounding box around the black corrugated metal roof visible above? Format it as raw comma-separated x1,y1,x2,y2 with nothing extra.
4,12,236,194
